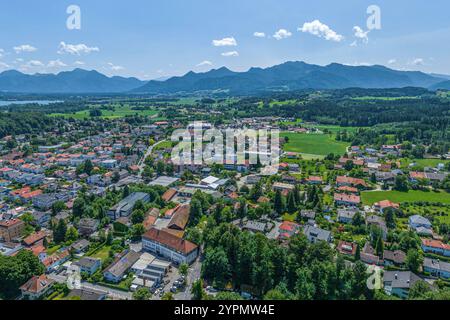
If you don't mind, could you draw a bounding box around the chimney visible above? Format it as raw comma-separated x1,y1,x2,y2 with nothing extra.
394,273,398,280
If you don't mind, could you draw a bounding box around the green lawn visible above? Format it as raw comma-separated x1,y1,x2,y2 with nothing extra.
282,132,349,158
361,190,450,205
89,245,112,263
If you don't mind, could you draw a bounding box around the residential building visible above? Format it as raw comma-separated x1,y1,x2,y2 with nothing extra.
74,257,102,275
421,239,450,257
383,250,406,267
78,218,99,237
337,208,360,224
374,200,400,213
423,258,450,280
108,192,151,220
20,275,55,300
409,215,432,233
103,250,141,283
303,225,332,243
337,241,357,256
383,271,422,299
0,219,25,242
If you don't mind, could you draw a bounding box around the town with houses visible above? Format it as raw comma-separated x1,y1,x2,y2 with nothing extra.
0,114,449,301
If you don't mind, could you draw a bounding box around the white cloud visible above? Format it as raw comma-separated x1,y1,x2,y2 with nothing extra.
107,62,124,71
212,37,237,47
388,59,397,65
27,60,44,67
0,49,4,58
58,42,99,55
298,20,343,42
196,60,213,67
14,44,37,53
221,51,239,57
21,60,44,69
353,26,369,44
412,58,424,66
74,61,85,66
47,59,67,68
253,32,266,38
273,29,292,40
350,41,358,47
0,62,10,69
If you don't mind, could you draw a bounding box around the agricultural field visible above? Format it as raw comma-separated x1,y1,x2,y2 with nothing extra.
282,132,349,159
361,190,450,205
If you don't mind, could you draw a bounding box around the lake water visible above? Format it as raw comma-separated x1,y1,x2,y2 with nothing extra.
0,100,61,107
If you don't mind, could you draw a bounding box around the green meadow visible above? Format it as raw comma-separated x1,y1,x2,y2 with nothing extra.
282,132,349,159
361,190,450,205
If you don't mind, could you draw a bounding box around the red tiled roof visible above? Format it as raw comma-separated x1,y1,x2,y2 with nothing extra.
422,239,450,250
23,231,47,246
307,176,323,182
0,218,24,228
410,172,426,179
20,275,54,294
337,186,358,193
162,189,177,202
168,204,190,231
336,176,367,187
143,228,198,255
334,193,360,204
375,200,400,210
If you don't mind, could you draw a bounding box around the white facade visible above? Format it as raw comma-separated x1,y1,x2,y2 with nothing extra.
142,238,198,265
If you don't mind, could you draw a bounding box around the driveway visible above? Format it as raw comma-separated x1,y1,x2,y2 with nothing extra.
138,140,167,178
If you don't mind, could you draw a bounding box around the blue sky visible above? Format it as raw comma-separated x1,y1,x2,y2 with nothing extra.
0,0,449,79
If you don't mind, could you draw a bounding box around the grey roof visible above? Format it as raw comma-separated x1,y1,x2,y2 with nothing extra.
303,225,331,242
383,250,406,264
148,176,179,187
244,221,267,233
409,215,432,227
105,251,141,278
74,257,101,269
300,210,316,219
383,271,422,289
424,258,450,273
111,192,150,215
67,288,106,300
338,209,359,220
71,239,90,251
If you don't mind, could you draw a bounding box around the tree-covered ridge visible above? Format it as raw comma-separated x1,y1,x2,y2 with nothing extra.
0,112,56,138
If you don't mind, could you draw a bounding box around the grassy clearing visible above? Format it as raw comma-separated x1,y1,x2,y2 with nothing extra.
282,132,349,158
361,190,450,205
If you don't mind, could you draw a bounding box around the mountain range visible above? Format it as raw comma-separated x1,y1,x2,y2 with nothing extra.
1,61,450,94
0,69,145,93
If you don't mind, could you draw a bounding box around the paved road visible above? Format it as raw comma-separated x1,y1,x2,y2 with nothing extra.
174,258,202,300
137,139,167,178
